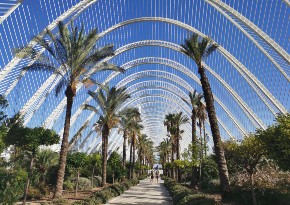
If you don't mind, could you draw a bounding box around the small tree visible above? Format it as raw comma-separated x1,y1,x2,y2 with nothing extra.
67,152,87,196
256,113,290,171
223,136,265,205
0,95,8,154
4,126,59,205
107,151,123,184
85,153,102,187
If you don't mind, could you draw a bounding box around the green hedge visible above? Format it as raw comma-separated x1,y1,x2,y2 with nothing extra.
72,179,139,205
163,177,216,205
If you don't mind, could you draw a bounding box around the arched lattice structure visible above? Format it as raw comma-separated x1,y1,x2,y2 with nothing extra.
0,0,289,154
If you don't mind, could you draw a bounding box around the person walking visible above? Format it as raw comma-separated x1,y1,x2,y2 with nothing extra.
150,170,154,183
155,170,159,183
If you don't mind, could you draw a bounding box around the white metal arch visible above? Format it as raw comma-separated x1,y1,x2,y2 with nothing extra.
116,73,247,135
21,38,267,129
207,0,290,64
98,17,287,114
205,0,289,82
18,19,285,127
0,0,22,25
0,0,97,84
119,91,234,139
57,66,248,139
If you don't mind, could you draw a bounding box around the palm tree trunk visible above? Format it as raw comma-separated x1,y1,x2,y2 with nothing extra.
171,145,175,179
250,173,257,205
101,123,109,187
191,111,198,188
91,167,95,187
139,148,142,176
199,119,203,188
198,65,230,198
122,133,127,167
132,135,136,179
203,120,207,156
54,87,74,198
22,153,35,205
199,119,203,159
75,170,79,197
176,135,180,160
129,138,133,179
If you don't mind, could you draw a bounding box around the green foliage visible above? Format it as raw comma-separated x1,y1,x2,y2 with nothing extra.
82,153,102,177
0,95,8,154
0,94,8,123
173,160,190,169
4,126,60,154
0,169,27,204
34,149,59,184
0,125,7,154
77,177,92,190
222,140,240,174
107,151,124,183
67,152,87,170
163,177,215,205
200,156,219,189
165,162,173,169
223,136,265,176
27,186,42,200
256,113,290,171
63,179,74,191
71,179,139,205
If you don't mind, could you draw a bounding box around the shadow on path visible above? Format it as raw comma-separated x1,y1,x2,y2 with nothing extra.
107,178,172,205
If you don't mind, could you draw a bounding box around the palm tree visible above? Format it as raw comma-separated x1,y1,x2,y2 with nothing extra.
157,138,171,176
181,34,230,197
16,22,125,198
128,121,143,179
35,149,58,186
183,90,203,188
118,108,141,167
83,86,130,186
172,112,189,182
137,134,152,175
164,113,176,179
197,102,207,156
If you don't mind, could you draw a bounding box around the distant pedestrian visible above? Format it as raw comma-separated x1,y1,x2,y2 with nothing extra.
155,170,159,183
150,170,154,183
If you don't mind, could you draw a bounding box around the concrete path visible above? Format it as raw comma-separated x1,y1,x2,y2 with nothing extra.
107,178,172,205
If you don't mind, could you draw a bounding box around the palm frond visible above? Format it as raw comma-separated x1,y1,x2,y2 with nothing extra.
87,90,105,112
58,21,70,49
23,63,57,72
82,78,108,91
204,43,219,59
81,49,114,70
91,62,125,74
81,104,101,115
55,78,67,97
198,37,209,59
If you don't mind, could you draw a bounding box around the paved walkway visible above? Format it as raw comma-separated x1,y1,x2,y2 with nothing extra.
107,178,172,205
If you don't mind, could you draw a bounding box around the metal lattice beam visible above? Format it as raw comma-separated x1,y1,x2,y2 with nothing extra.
207,0,290,64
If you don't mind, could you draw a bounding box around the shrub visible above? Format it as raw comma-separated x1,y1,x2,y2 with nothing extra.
0,169,27,204
78,177,92,190
163,177,216,205
63,179,74,191
27,186,42,200
73,178,140,204
52,198,70,205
